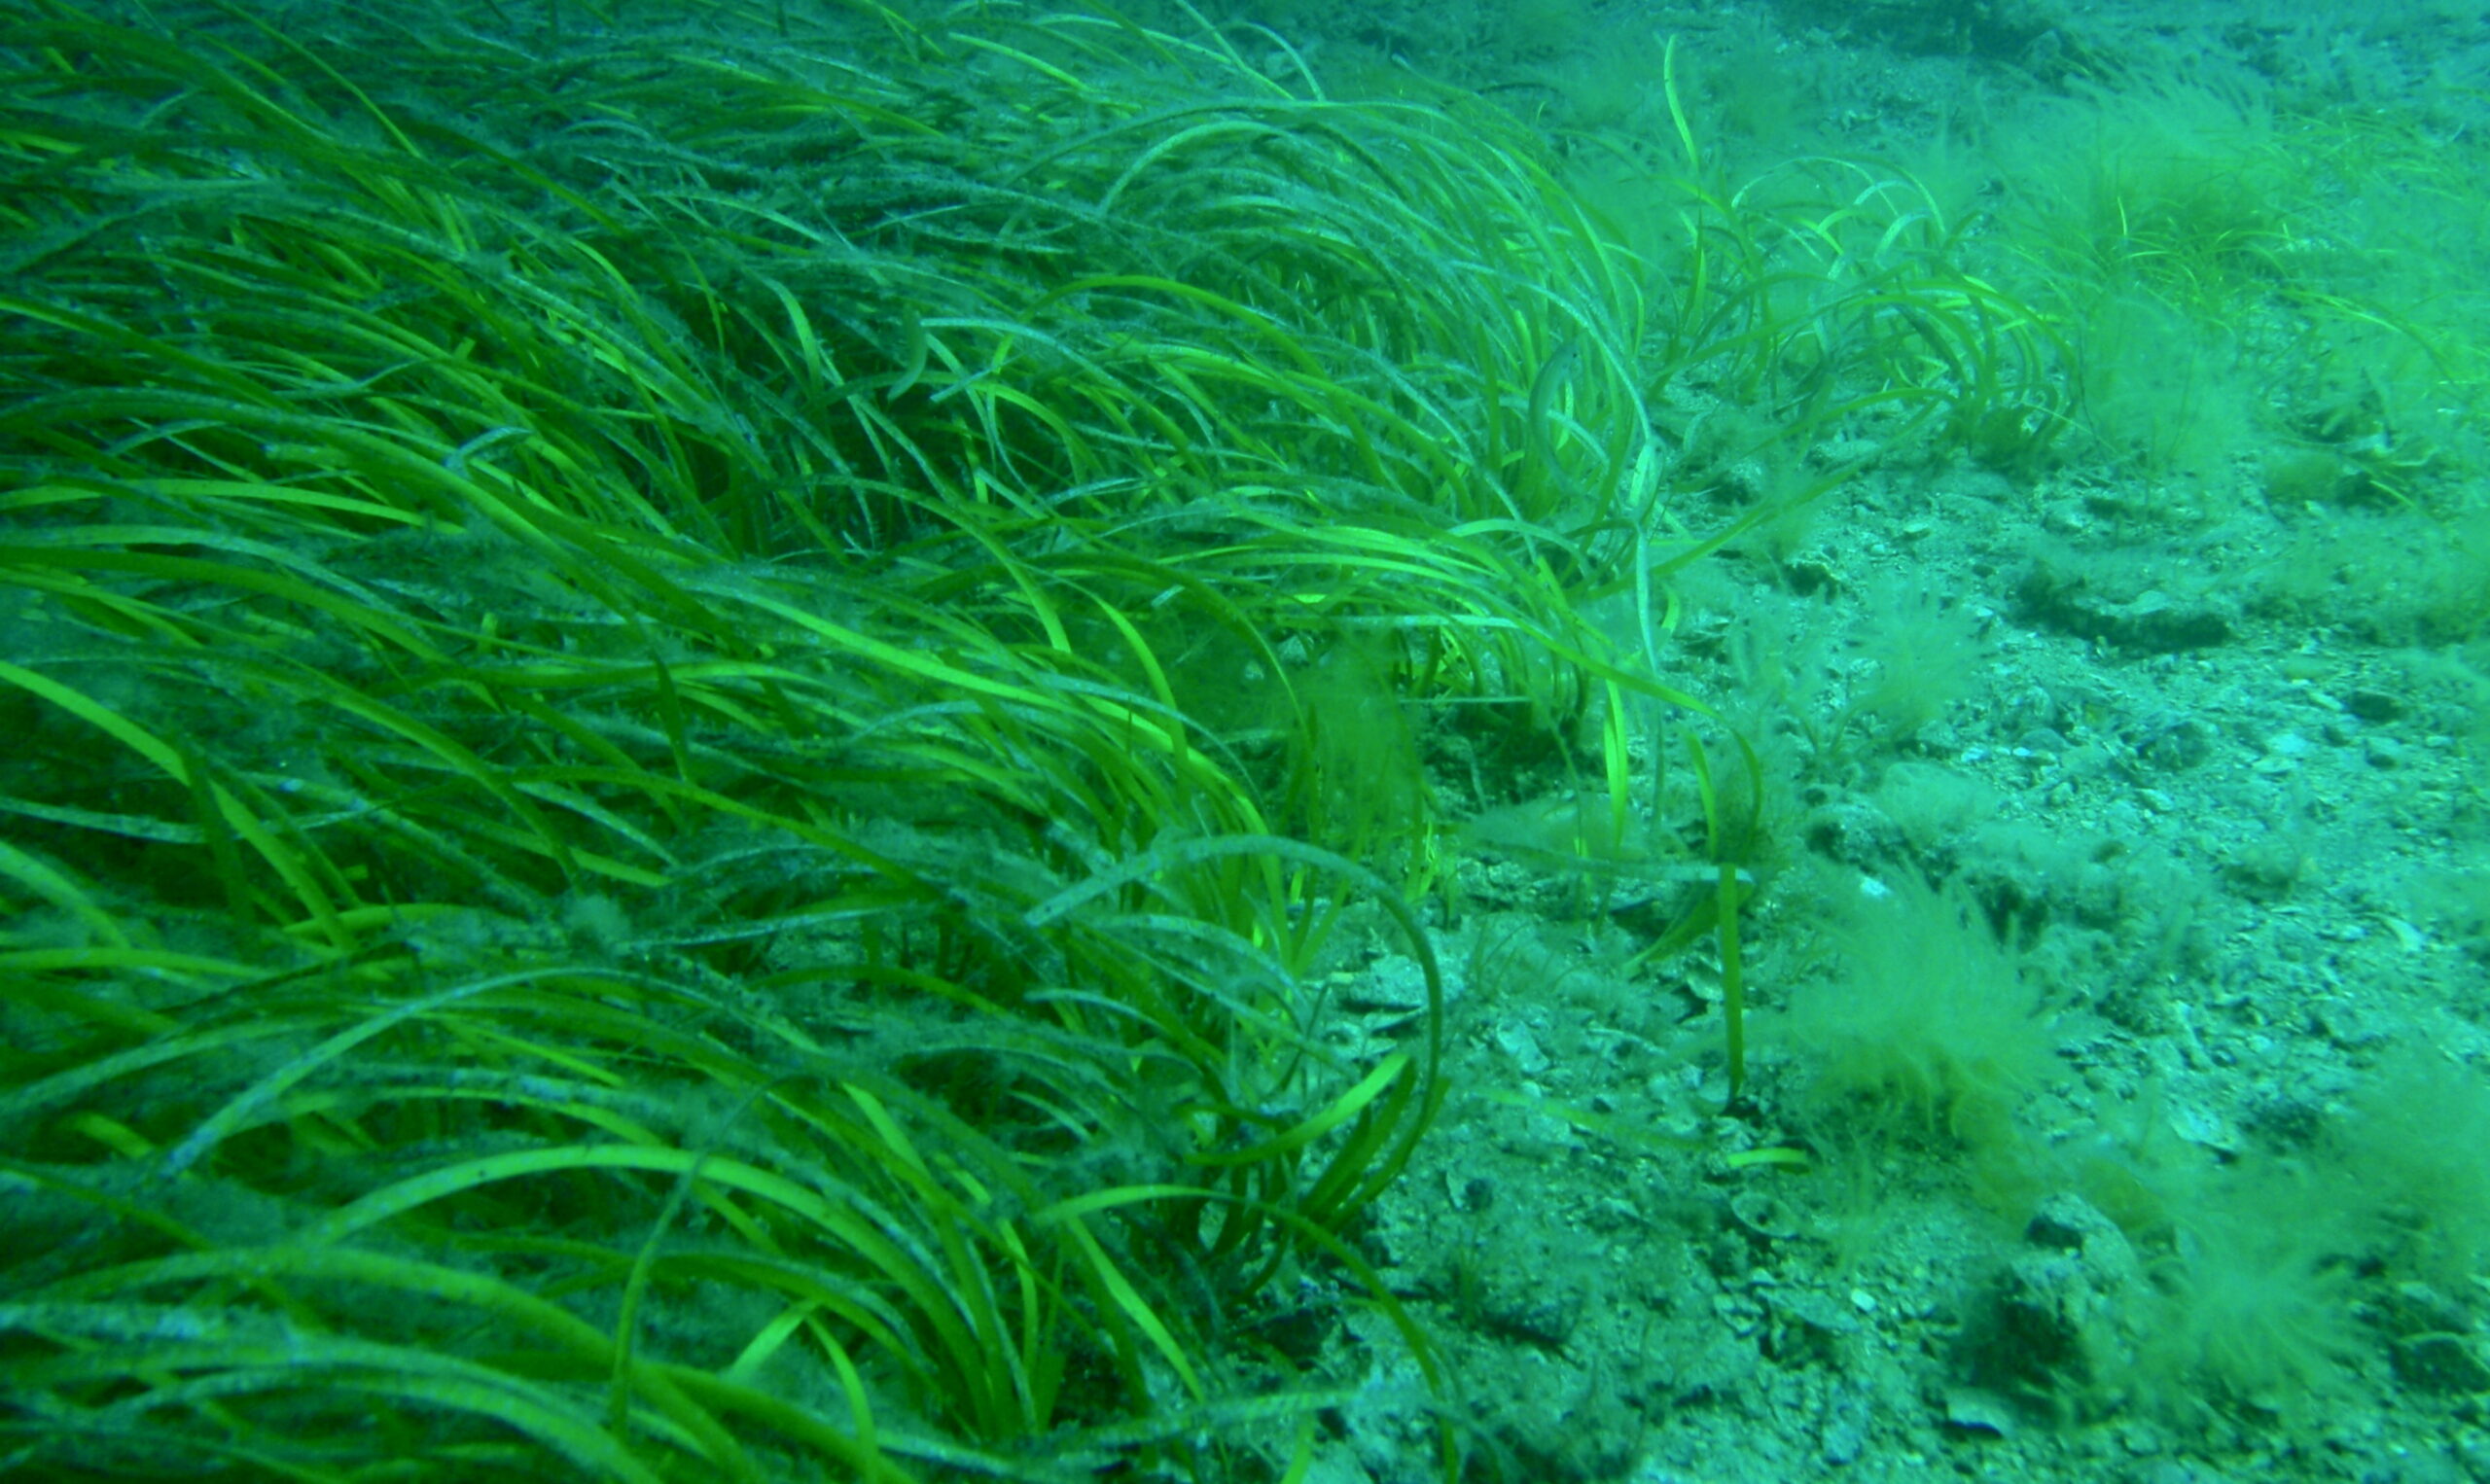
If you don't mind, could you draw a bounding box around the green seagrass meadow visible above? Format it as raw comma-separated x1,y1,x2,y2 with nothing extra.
9,0,2489,1478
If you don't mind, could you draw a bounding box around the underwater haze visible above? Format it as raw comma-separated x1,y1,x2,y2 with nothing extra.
4,0,2490,1481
